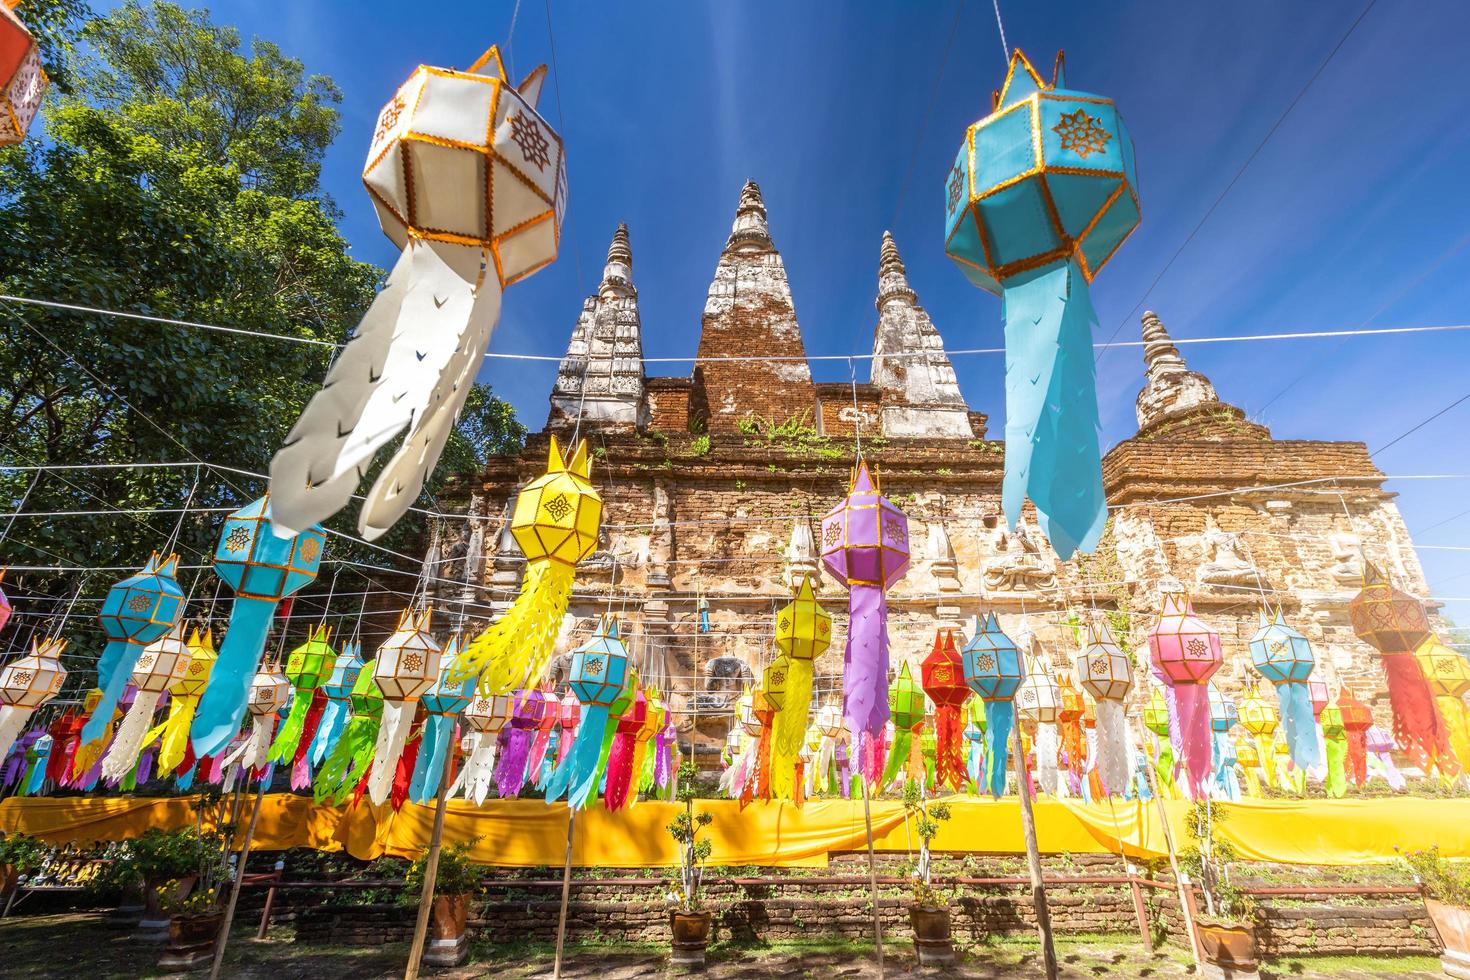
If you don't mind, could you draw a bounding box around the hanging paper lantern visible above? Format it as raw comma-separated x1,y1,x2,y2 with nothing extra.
1308,679,1330,718
922,629,969,791
526,683,560,790
1249,607,1319,772
367,608,441,804
409,638,474,804
192,497,326,757
944,50,1140,559
268,625,336,767
820,459,909,770
314,659,383,804
632,689,666,801
1016,648,1062,795
456,689,512,805
1336,688,1373,785
1415,634,1470,773
605,686,649,811
83,553,185,745
1237,685,1279,789
493,688,547,799
1208,683,1238,734
544,616,631,809
0,1,47,147
962,612,1023,797
1318,699,1348,798
1142,686,1170,737
1208,683,1240,799
771,574,829,800
270,45,565,539
554,691,580,769
227,664,292,776
1075,617,1132,795
309,641,363,766
144,628,216,778
1147,590,1221,797
1349,561,1456,773
1056,674,1086,795
0,636,67,761
880,662,927,789
760,653,801,799
812,701,844,797
454,438,601,695
100,624,193,782
0,570,11,635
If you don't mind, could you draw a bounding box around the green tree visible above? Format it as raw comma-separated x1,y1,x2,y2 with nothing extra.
0,1,522,660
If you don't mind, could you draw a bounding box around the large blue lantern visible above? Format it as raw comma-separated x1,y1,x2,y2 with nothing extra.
1249,607,1319,771
945,50,1141,559
961,612,1023,797
83,553,185,744
543,616,630,809
191,496,327,756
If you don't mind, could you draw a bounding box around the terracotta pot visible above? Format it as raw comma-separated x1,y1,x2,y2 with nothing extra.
0,863,16,895
431,893,469,941
670,910,712,969
1424,898,1470,979
909,905,956,967
1197,918,1257,972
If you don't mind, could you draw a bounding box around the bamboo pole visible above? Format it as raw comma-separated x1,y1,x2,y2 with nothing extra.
859,777,885,978
208,777,266,980
1137,724,1204,968
552,807,577,980
1011,722,1058,980
404,722,459,980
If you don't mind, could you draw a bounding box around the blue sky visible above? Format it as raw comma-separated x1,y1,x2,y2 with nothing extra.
169,1,1470,617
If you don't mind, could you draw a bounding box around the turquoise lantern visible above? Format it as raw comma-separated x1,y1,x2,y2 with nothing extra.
944,50,1141,559
191,496,327,756
961,612,1024,797
409,637,475,803
543,616,631,809
1249,607,1319,771
82,553,185,744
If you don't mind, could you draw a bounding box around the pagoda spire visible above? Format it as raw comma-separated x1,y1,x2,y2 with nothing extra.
599,222,634,299
725,179,772,252
876,231,918,310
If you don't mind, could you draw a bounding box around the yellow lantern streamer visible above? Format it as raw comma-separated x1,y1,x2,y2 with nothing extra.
1235,737,1262,798
1417,634,1470,778
770,575,830,800
453,437,601,693
145,628,217,777
1238,685,1279,790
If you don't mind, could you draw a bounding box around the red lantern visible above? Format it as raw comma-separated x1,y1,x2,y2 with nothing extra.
1336,688,1374,785
921,629,968,791
1348,562,1456,775
0,1,46,147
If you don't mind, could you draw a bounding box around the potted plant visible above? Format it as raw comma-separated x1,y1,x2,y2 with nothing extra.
0,832,47,898
157,879,228,970
665,761,715,969
1181,799,1257,974
901,781,955,966
405,837,483,967
94,828,217,941
1403,845,1470,977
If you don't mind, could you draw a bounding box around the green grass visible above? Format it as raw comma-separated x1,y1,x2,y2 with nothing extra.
1260,952,1441,977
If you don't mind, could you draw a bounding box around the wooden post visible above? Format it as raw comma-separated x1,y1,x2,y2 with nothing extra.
1137,726,1203,967
208,778,267,980
1126,865,1154,954
1011,721,1058,980
859,778,885,978
255,860,284,940
404,724,459,980
552,807,577,980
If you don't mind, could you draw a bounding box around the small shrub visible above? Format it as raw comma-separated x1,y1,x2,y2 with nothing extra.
690,434,711,457
0,833,47,874
405,839,484,898
1403,846,1470,906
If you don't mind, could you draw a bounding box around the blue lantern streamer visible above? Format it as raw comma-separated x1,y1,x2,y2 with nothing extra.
1250,608,1321,771
84,554,185,744
962,612,1023,798
543,617,629,809
409,640,473,804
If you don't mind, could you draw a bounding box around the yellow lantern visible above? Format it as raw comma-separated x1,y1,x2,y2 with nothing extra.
456,437,602,694
148,628,217,776
1417,634,1470,774
771,575,827,800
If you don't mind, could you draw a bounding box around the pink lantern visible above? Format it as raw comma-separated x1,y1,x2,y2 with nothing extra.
1147,589,1221,796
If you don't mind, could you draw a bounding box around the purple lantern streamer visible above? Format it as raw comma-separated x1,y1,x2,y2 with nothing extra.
820,460,909,764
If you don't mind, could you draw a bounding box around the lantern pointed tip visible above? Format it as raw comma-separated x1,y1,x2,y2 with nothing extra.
567,438,591,479
850,457,876,494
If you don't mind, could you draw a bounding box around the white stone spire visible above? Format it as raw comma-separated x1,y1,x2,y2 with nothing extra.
1134,311,1220,431
726,179,772,252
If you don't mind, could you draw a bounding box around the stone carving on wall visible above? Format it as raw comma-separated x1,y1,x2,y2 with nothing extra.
1195,520,1268,590
983,520,1057,593
1328,531,1365,586
693,654,753,712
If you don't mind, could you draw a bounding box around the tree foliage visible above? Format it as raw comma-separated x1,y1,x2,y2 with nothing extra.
0,1,523,659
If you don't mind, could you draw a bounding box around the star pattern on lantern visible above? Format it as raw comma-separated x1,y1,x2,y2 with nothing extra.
403,652,423,673
1186,637,1208,657
1090,655,1109,675
947,165,964,213
188,661,205,675
1052,109,1112,158
127,594,152,613
884,516,907,545
224,526,251,553
375,94,405,143
975,653,996,673
13,671,31,685
509,110,551,171
822,523,842,548
1267,640,1287,656
584,656,604,676
542,492,572,521
298,538,322,563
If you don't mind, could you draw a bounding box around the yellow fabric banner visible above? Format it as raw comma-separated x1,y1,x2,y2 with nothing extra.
2,794,1467,868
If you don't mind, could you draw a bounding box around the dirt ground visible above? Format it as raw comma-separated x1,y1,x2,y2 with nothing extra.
0,913,1446,978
